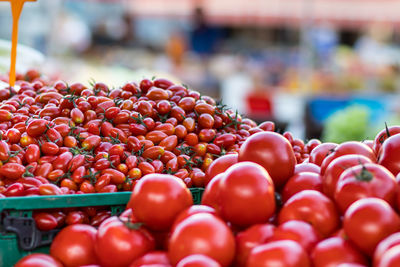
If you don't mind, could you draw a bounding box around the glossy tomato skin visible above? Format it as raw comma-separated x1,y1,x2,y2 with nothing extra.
95,216,155,267
171,205,217,230
281,172,322,203
377,246,400,267
239,131,296,188
334,163,397,213
127,174,193,231
168,213,235,267
278,190,340,237
15,253,63,267
343,198,400,255
373,233,400,266
50,224,98,267
205,154,238,185
129,251,171,267
311,237,367,267
293,162,320,175
235,223,276,267
322,154,373,199
201,173,224,214
373,125,400,155
176,255,221,267
247,240,310,267
309,142,337,166
378,134,400,177
270,220,322,253
218,162,275,228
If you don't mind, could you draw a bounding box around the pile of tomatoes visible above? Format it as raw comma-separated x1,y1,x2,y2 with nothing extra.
14,119,400,267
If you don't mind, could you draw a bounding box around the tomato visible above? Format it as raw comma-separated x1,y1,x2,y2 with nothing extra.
235,223,276,266
172,205,217,230
293,162,320,174
334,163,397,213
4,182,25,196
39,184,63,196
281,172,322,202
127,174,193,231
26,119,48,137
0,140,10,161
271,220,321,253
320,141,376,175
218,162,275,228
344,197,400,255
176,255,221,267
15,253,63,267
247,240,310,267
5,128,21,144
168,213,235,267
239,131,296,188
378,134,400,177
309,142,337,166
33,212,58,231
41,142,59,155
95,216,154,267
50,224,98,267
311,237,367,267
130,251,171,267
201,173,224,213
52,152,73,172
322,154,373,198
374,233,400,266
0,163,25,179
159,135,178,151
82,135,101,150
373,125,400,154
278,190,340,237
377,246,400,267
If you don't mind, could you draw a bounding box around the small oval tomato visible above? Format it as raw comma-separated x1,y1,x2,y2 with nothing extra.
25,144,41,163
33,212,58,231
0,163,25,179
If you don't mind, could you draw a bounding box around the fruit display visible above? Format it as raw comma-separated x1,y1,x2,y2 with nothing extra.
2,70,400,266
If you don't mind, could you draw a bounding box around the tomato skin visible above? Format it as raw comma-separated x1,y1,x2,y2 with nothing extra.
176,255,221,267
168,213,235,267
50,224,98,267
235,223,276,266
15,253,63,267
129,251,171,267
322,154,373,198
344,198,400,255
201,173,224,213
374,233,400,266
52,152,73,172
293,162,320,174
239,131,296,188
25,144,41,163
0,140,10,161
278,190,340,237
247,240,310,267
377,246,400,267
271,220,322,253
95,216,155,267
26,119,48,137
33,213,58,231
4,182,25,196
281,172,322,202
218,162,275,228
39,184,63,196
378,134,400,177
0,163,25,179
41,142,59,155
309,142,337,166
335,163,397,213
128,174,193,231
311,237,367,267
205,154,238,185
373,125,400,155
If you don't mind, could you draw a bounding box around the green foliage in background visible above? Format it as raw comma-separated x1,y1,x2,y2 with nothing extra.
322,105,370,143
322,104,400,143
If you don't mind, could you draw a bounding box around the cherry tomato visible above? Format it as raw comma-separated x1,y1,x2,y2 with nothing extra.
15,253,63,267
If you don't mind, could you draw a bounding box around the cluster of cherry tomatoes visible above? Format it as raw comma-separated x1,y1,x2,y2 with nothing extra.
14,119,400,267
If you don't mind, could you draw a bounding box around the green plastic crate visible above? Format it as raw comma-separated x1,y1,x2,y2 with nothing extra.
0,188,203,266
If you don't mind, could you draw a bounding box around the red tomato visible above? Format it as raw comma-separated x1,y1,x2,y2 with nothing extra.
373,125,400,155
377,246,400,267
378,134,400,177
201,173,224,213
322,154,373,198
309,142,337,166
95,216,155,267
172,205,217,230
218,162,275,227
293,162,321,174
15,253,63,267
127,174,193,231
270,220,322,253
311,237,367,267
343,197,400,255
239,131,296,188
26,119,48,137
50,224,98,267
205,154,238,185
278,190,340,237
33,212,58,231
334,163,397,213
235,223,276,266
168,213,235,267
374,233,400,266
129,251,171,267
281,172,322,202
176,255,221,267
0,163,25,179
247,240,310,267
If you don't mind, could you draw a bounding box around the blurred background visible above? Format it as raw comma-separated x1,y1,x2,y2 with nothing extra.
1,0,400,141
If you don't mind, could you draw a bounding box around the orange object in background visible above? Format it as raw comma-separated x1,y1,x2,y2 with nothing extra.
0,0,36,87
